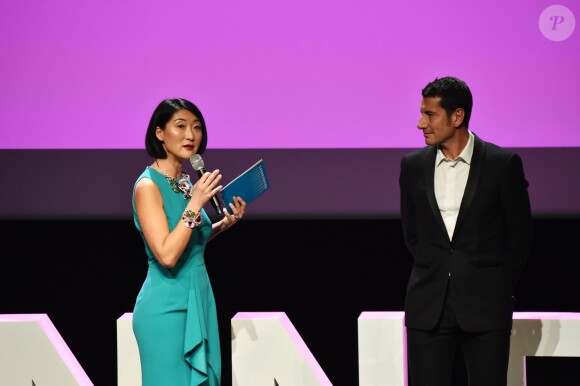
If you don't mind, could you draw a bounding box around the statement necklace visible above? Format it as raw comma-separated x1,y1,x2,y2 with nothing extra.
156,161,192,200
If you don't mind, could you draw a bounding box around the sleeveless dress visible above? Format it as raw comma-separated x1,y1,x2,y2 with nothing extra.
132,167,221,386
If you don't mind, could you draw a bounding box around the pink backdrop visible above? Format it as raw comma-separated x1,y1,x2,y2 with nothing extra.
1,0,578,149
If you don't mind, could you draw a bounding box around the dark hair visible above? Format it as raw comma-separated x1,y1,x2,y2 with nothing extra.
145,98,208,158
422,77,473,128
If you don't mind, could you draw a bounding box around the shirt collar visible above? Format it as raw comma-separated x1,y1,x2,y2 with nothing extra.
436,130,474,166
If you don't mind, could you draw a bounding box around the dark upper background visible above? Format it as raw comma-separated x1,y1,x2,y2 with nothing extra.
1,148,580,219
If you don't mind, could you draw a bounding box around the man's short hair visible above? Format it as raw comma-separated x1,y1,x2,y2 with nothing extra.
422,77,473,128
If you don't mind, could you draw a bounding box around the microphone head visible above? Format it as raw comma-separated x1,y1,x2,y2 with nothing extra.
190,154,205,171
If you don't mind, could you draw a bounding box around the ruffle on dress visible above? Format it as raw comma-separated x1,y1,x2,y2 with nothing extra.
183,268,221,386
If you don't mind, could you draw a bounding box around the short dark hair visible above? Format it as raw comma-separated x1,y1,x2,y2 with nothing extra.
422,77,473,128
145,98,208,158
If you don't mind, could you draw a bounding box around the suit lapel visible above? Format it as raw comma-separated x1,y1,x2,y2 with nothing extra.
455,134,486,235
424,146,449,240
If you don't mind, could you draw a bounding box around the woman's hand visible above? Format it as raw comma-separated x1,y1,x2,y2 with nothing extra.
189,169,223,211
222,196,247,230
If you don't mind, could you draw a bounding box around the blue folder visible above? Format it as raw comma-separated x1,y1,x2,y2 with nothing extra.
220,159,270,208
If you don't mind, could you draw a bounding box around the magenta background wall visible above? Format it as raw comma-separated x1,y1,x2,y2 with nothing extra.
1,0,578,149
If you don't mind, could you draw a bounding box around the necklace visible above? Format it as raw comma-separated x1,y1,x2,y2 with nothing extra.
155,160,192,200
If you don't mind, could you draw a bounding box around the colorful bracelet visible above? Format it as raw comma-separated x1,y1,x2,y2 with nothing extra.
182,209,202,229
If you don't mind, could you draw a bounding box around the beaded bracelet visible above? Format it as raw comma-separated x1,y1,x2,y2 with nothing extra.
182,209,202,229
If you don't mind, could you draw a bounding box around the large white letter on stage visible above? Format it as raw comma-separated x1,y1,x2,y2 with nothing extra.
231,312,332,386
358,312,407,386
357,312,580,386
117,313,141,386
509,312,580,386
0,314,93,386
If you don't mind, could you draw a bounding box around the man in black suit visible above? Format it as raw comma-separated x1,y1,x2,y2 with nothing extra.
399,76,532,386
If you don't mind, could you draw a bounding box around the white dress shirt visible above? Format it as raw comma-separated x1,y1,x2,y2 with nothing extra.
434,131,474,241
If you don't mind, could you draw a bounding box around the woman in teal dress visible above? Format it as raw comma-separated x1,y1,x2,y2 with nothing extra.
132,98,246,386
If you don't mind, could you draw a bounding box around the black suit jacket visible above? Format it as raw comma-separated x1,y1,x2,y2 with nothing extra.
399,134,532,332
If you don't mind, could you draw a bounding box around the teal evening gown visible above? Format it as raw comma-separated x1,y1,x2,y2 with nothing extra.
132,167,221,386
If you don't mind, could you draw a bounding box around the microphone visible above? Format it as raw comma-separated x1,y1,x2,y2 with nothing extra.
190,154,224,216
